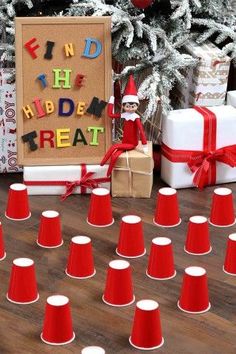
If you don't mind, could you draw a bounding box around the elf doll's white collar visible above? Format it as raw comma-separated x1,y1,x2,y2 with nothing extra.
121,112,140,121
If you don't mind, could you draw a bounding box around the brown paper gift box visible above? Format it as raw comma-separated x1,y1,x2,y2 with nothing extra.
111,141,153,198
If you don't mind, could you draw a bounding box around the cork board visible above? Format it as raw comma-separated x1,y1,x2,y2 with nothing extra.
15,17,112,166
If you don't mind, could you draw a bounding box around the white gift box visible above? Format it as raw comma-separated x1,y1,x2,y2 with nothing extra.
227,91,236,107
174,40,231,108
161,105,236,189
23,165,110,196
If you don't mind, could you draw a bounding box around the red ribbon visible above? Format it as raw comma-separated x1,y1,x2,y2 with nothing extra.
213,60,225,67
162,106,236,189
24,164,110,200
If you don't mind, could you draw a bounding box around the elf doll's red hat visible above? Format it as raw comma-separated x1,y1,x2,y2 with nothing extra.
122,75,139,104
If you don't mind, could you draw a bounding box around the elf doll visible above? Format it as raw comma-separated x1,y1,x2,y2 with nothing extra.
100,74,148,176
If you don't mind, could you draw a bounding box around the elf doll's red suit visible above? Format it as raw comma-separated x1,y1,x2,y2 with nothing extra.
100,75,147,176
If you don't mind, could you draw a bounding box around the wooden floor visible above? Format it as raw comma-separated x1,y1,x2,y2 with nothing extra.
0,173,235,354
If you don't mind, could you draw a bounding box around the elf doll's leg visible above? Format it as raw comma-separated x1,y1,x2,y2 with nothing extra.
100,145,119,166
105,144,135,176
106,149,124,176
100,143,134,166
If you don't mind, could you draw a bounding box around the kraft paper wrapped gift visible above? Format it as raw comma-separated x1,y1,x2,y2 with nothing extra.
161,105,236,189
173,40,231,108
112,141,153,198
0,69,22,173
24,164,110,197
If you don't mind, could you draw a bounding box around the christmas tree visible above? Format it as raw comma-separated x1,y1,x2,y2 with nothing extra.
1,0,236,138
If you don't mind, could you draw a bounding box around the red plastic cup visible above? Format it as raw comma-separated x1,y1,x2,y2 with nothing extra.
41,295,75,345
129,299,164,350
81,347,105,354
178,266,211,314
66,236,96,279
7,258,39,304
223,233,236,276
5,183,31,221
185,216,212,255
209,188,235,227
87,188,114,227
37,210,63,248
102,260,135,307
0,222,6,261
116,215,146,258
153,187,181,227
146,237,176,280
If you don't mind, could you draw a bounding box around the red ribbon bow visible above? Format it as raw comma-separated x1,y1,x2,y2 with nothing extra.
161,106,236,189
187,146,236,189
61,171,100,201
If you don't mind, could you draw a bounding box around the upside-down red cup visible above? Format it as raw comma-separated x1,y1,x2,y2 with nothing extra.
178,266,211,314
37,210,63,248
185,216,212,255
116,215,146,258
7,258,39,304
129,299,164,350
223,234,236,276
81,347,105,354
0,222,6,260
5,183,31,221
66,236,96,279
102,260,135,307
153,187,181,227
87,188,114,227
41,295,75,345
146,237,176,280
209,188,235,227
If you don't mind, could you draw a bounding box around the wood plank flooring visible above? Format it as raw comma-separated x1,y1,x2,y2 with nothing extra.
0,173,235,353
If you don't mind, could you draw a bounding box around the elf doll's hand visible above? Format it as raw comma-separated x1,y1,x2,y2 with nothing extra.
109,96,115,104
142,144,148,154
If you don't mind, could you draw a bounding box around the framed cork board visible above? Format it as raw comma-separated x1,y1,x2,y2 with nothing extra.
15,17,112,166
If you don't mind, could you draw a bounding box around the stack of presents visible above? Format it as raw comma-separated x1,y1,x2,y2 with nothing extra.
164,39,236,189
2,38,236,194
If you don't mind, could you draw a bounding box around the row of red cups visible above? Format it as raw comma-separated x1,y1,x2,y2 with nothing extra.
8,182,236,258
2,214,235,297
4,183,236,228
1,209,235,276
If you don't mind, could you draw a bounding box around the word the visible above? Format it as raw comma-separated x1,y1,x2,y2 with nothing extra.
37,70,85,90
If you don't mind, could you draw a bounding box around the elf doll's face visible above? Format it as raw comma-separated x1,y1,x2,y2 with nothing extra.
123,102,139,113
